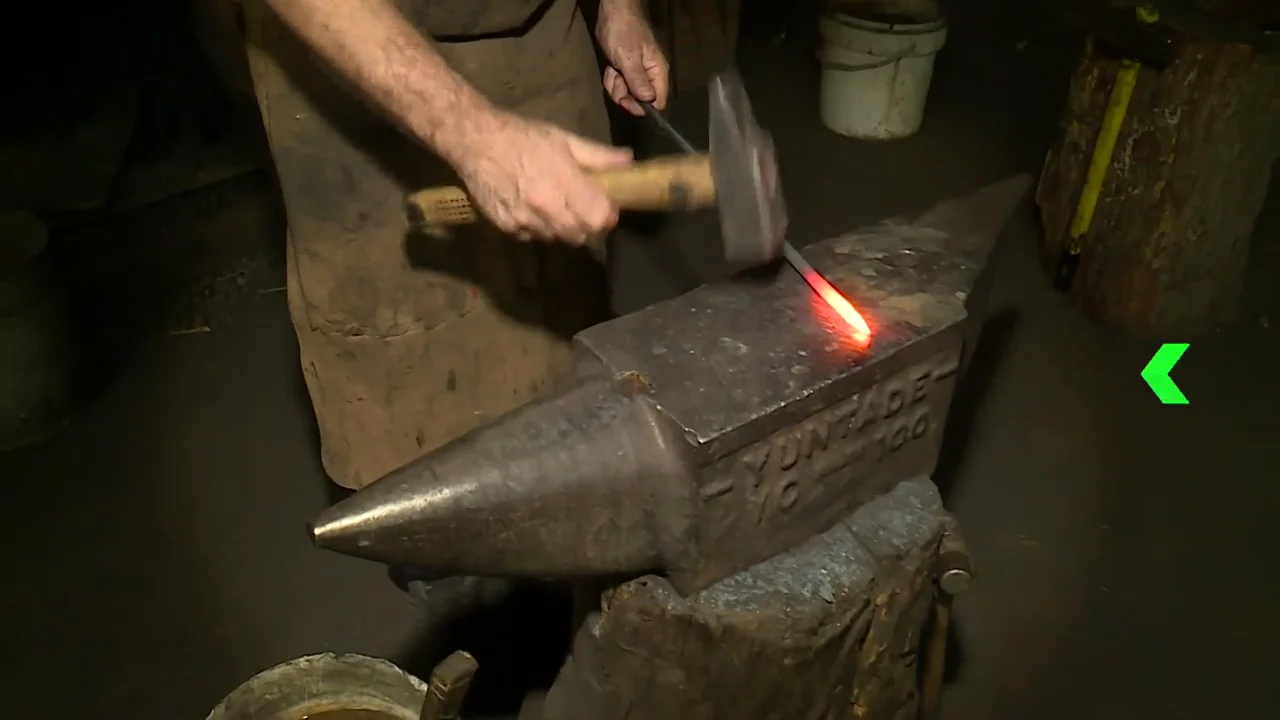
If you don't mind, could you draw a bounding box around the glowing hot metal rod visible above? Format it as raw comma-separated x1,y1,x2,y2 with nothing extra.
640,99,873,346
785,243,873,346
310,176,1031,595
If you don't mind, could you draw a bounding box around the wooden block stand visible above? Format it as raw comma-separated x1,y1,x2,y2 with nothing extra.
1037,16,1280,337
541,476,955,720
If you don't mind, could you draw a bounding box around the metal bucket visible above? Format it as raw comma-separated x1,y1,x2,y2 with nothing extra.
206,654,429,720
0,210,75,451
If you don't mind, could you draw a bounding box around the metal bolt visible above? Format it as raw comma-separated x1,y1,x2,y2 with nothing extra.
938,567,972,596
935,550,973,596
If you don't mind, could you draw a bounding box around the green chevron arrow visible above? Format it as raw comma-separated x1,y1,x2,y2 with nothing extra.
1141,343,1189,404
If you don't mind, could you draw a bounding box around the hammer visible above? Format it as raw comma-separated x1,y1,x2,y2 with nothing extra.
405,70,788,267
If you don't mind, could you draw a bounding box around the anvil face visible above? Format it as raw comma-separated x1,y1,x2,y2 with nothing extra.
310,176,1031,594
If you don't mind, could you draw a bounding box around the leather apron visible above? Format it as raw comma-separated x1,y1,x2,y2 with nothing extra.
243,0,611,489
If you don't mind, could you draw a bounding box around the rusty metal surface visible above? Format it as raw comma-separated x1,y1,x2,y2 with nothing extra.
607,172,1032,452
205,653,427,720
310,175,1031,594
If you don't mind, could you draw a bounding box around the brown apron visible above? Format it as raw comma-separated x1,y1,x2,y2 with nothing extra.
244,0,611,489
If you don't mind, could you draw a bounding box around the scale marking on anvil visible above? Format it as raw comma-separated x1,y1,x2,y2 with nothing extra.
310,175,1033,595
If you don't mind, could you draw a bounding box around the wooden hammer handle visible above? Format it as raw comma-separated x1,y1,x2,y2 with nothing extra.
406,153,715,227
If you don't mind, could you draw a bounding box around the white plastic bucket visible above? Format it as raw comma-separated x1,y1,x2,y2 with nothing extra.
817,12,948,139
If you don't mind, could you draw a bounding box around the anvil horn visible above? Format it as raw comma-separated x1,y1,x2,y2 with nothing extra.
310,376,696,577
311,175,1031,594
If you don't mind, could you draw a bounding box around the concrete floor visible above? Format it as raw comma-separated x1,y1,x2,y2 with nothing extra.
4,4,1280,720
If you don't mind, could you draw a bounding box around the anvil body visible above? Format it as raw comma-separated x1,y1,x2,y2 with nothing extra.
312,176,1030,594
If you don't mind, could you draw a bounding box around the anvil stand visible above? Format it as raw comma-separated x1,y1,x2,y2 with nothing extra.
413,486,971,720
396,483,975,720
542,479,973,720
305,177,1030,720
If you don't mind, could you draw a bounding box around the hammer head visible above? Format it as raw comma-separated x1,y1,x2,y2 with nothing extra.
708,71,788,265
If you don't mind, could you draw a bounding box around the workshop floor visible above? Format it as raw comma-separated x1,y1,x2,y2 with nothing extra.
4,5,1279,720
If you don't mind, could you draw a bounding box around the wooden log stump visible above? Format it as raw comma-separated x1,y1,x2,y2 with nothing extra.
1036,26,1280,337
542,476,956,720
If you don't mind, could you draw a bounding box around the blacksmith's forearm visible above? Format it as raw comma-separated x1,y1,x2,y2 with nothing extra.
599,0,647,16
262,0,493,164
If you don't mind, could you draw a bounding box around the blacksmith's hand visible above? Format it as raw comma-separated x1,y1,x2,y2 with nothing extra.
596,0,670,116
451,107,633,245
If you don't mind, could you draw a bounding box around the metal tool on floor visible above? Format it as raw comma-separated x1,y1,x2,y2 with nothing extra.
405,70,786,266
638,97,872,342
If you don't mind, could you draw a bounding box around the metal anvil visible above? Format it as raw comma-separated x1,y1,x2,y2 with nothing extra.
311,176,1030,594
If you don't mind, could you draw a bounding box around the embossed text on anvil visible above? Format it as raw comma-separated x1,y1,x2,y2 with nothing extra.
691,349,962,581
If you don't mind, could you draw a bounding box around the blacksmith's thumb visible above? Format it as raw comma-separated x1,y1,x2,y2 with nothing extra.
565,134,634,171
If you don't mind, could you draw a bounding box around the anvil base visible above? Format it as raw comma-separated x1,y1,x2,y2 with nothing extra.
541,475,955,720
